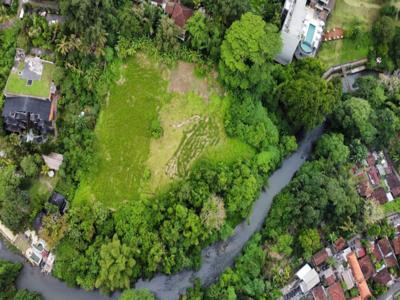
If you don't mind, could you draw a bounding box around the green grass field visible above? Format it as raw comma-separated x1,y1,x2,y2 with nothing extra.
318,0,382,66
4,61,55,99
74,56,251,209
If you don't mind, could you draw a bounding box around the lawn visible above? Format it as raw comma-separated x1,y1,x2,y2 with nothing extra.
384,198,400,214
317,0,382,66
74,56,251,209
4,61,55,99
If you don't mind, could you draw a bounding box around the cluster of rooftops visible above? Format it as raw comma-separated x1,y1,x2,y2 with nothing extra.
283,226,400,300
356,151,400,205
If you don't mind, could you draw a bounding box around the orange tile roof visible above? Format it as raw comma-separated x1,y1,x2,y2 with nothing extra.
327,282,346,300
347,252,372,300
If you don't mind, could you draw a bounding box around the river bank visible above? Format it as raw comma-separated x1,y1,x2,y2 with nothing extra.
0,125,323,300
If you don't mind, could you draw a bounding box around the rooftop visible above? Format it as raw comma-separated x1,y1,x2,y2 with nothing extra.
165,1,193,28
4,57,55,100
372,187,388,205
358,255,375,280
374,268,392,285
378,237,393,257
312,248,329,266
327,282,346,300
347,252,372,300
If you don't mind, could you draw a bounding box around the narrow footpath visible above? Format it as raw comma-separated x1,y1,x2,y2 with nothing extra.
0,125,323,300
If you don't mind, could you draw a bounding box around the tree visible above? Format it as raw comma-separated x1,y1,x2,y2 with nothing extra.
187,12,210,52
299,229,321,259
314,133,350,165
203,0,250,27
333,97,377,145
0,259,22,298
349,139,368,164
119,289,155,300
372,16,396,46
200,195,226,231
155,15,180,53
95,235,138,293
363,199,384,226
20,155,40,177
276,77,339,131
219,12,281,97
12,290,44,300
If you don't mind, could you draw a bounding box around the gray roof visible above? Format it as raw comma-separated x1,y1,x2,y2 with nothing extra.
2,96,51,121
275,0,307,65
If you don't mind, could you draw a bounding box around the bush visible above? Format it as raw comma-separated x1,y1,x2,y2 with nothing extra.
150,118,163,139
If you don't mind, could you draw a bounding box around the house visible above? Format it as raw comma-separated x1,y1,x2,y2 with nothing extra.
48,192,68,215
312,285,327,300
2,50,57,142
275,0,335,64
312,248,331,267
368,166,380,186
334,237,347,252
377,237,393,257
296,264,320,293
387,174,400,197
384,254,398,268
2,96,54,142
358,255,375,280
347,252,372,299
327,282,346,300
374,268,393,286
165,0,193,29
372,187,388,204
392,236,400,255
42,153,64,171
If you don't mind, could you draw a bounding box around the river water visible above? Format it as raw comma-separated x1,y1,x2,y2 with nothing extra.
0,126,323,300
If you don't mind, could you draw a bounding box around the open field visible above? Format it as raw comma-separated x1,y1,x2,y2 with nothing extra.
4,61,55,99
74,56,251,209
318,0,382,66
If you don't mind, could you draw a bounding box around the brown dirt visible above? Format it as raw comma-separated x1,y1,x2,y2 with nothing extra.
168,62,211,101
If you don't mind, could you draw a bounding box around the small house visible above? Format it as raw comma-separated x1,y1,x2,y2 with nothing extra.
48,192,68,215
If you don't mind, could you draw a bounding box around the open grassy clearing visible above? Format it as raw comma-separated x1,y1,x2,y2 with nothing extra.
74,56,251,208
74,57,168,209
317,0,382,66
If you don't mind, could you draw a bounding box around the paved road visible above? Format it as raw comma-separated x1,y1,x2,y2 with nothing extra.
0,126,323,300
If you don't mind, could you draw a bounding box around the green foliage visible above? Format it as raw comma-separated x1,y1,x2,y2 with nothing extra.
155,16,180,53
299,228,321,259
314,133,350,166
225,97,279,151
119,289,155,300
20,155,40,178
349,139,368,164
150,119,164,139
12,290,44,300
219,12,281,97
95,235,137,294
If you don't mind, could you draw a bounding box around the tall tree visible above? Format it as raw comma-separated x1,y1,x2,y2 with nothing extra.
219,12,281,97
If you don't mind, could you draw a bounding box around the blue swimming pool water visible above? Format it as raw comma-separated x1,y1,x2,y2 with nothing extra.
300,24,316,54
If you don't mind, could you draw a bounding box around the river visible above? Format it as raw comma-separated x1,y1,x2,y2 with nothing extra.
0,125,323,300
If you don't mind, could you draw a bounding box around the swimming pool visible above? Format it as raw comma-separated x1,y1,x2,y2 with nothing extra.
300,24,316,54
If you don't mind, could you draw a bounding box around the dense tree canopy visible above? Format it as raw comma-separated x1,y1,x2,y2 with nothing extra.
219,12,281,97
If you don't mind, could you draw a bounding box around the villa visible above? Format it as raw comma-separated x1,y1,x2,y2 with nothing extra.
276,0,336,65
2,49,57,142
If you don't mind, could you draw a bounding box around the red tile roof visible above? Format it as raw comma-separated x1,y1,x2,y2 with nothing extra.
368,166,380,185
358,255,375,280
372,244,383,261
325,274,336,286
392,237,400,255
378,237,393,257
312,285,327,300
372,187,388,204
367,154,376,167
327,282,346,300
165,1,193,28
334,237,347,252
347,252,372,300
374,268,392,285
385,254,398,268
313,248,329,266
388,174,400,197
